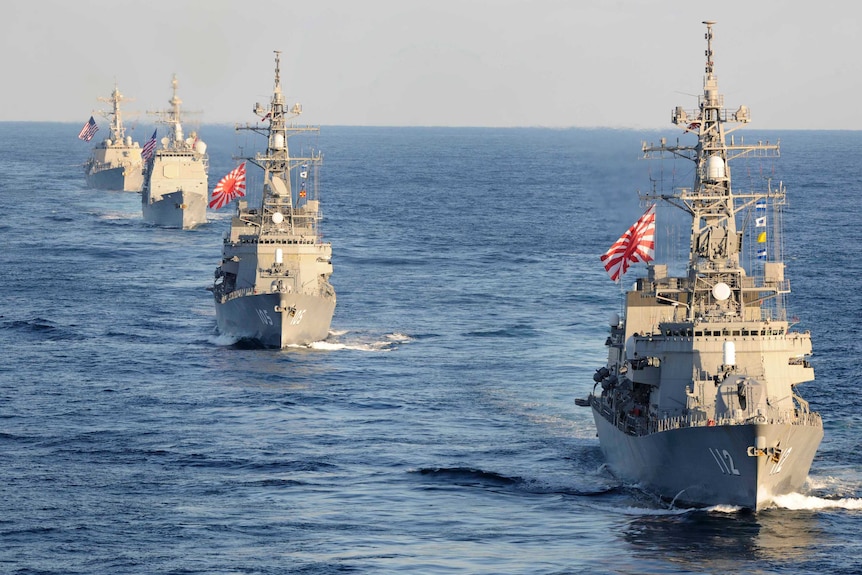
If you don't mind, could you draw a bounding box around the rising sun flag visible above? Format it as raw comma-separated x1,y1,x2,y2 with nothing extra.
600,204,656,282
209,162,247,209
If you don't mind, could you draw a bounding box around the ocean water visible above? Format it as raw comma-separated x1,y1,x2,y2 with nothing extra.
1,123,862,574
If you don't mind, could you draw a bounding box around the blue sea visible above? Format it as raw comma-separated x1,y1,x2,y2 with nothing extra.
2,123,862,574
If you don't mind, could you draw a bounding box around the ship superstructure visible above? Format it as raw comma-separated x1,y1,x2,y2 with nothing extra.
83,85,144,192
581,22,822,510
141,75,208,229
211,52,335,347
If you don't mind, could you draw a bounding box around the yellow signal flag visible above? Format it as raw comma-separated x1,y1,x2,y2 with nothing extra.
757,231,767,243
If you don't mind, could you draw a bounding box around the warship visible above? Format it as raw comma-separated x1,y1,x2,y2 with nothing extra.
141,75,209,229
211,51,335,348
83,85,144,192
579,21,822,511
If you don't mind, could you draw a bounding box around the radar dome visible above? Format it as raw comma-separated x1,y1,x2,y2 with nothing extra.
707,155,726,180
271,176,288,197
712,282,731,301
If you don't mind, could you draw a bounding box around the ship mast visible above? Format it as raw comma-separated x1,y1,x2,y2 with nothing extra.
148,74,188,149
641,21,785,324
167,74,184,146
263,50,293,223
237,50,321,237
97,84,131,143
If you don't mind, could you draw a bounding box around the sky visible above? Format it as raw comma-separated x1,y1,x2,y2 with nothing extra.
3,0,860,130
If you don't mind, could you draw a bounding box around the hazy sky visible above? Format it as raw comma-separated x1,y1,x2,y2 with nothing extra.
3,0,859,130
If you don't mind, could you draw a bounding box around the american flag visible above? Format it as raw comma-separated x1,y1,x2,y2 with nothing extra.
141,130,157,161
600,204,656,282
77,116,99,141
209,162,247,209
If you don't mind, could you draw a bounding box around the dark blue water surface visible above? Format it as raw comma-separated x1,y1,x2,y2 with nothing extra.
1,123,861,574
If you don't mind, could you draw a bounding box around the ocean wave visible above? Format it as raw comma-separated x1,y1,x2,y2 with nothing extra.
619,505,697,516
412,466,620,498
411,466,519,487
1,317,79,341
465,323,538,338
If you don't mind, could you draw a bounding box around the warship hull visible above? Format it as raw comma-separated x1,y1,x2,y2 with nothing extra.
214,290,335,348
591,404,823,510
142,189,207,229
85,164,143,192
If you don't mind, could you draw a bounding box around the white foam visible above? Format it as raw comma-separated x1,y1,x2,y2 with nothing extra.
307,338,396,352
99,211,137,221
308,341,350,351
705,504,745,514
302,331,413,352
205,331,411,352
803,474,862,496
208,333,241,346
771,492,862,511
386,332,413,343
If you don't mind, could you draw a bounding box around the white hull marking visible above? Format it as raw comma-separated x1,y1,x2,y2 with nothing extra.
709,447,741,476
256,308,274,326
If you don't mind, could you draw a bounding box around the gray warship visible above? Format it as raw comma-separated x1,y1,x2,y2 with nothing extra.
211,51,335,348
142,75,209,229
83,85,144,192
579,21,822,511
